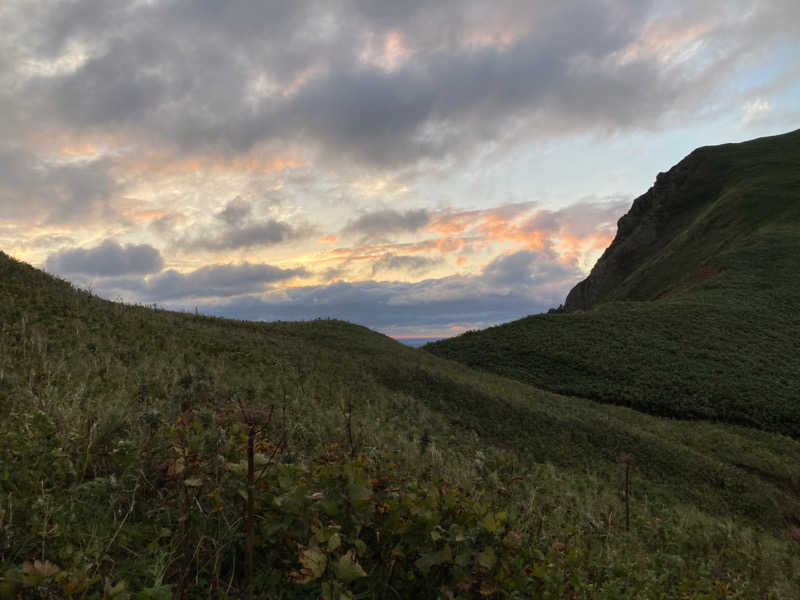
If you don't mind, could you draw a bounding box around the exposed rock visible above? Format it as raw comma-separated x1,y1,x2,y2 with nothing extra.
563,147,719,311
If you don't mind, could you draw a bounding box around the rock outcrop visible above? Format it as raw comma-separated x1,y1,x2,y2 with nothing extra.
563,147,721,311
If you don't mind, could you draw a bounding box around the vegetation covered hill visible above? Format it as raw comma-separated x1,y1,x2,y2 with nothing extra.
427,129,800,438
1,238,800,596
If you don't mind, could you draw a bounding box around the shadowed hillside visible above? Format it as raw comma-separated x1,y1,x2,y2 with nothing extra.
2,223,800,596
427,129,800,438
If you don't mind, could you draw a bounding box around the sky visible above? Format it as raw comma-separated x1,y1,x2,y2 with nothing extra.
1,1,798,339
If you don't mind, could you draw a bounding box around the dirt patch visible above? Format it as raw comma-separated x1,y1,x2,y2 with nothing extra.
735,463,800,541
734,462,800,495
788,523,800,542
691,265,719,285
657,265,720,300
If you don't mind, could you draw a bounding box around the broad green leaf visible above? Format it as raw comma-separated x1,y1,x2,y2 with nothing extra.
454,552,471,567
135,584,172,600
476,547,497,571
531,563,548,579
347,482,372,503
183,477,202,487
296,547,327,583
335,551,367,582
414,552,438,573
482,513,499,533
448,524,466,542
354,539,367,555
437,545,453,565
328,532,342,551
225,461,246,476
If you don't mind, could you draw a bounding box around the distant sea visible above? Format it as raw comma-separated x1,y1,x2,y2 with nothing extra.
396,337,442,347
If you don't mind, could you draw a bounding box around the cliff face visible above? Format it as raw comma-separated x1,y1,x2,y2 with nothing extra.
563,147,725,311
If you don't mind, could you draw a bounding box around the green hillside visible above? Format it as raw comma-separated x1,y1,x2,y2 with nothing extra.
2,247,800,598
427,129,800,438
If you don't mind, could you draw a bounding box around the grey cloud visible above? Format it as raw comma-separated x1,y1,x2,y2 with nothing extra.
524,198,630,238
191,279,550,333
188,219,311,251
7,0,794,173
179,197,313,251
216,197,252,226
45,239,163,276
147,248,579,334
0,147,117,224
143,262,307,301
482,250,581,289
97,262,308,302
370,252,443,277
56,239,582,334
344,209,430,238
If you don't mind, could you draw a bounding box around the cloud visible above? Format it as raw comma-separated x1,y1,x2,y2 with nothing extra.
215,196,252,226
370,252,443,277
742,98,771,124
190,220,305,251
314,198,628,282
1,0,797,242
0,146,117,224
4,0,798,335
522,199,627,239
138,263,307,301
343,208,431,239
45,239,163,276
482,249,579,289
6,0,796,174
422,199,627,259
182,197,314,251
91,261,308,302
146,248,582,335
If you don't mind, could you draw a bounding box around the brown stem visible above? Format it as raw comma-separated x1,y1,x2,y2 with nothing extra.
625,461,630,532
246,423,255,600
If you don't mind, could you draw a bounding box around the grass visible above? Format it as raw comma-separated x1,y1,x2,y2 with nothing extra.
427,128,800,438
2,247,800,598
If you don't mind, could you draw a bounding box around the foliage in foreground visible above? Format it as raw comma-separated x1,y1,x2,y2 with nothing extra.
2,400,799,600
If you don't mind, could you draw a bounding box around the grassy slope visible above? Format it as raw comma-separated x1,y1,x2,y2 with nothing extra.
427,129,800,438
2,251,800,597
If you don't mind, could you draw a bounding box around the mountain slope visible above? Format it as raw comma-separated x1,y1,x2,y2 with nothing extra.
427,129,800,437
3,250,800,597
566,128,800,310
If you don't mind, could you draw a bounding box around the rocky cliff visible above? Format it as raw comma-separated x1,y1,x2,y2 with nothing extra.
563,146,726,311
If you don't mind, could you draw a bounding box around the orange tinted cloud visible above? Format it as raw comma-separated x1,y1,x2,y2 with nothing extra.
328,237,473,259
428,203,547,250
428,203,534,236
28,129,121,159
551,232,614,263
122,209,168,222
358,30,412,71
122,153,303,178
618,21,711,65
318,234,338,245
59,142,99,157
464,23,529,49
426,201,622,268
313,200,623,283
